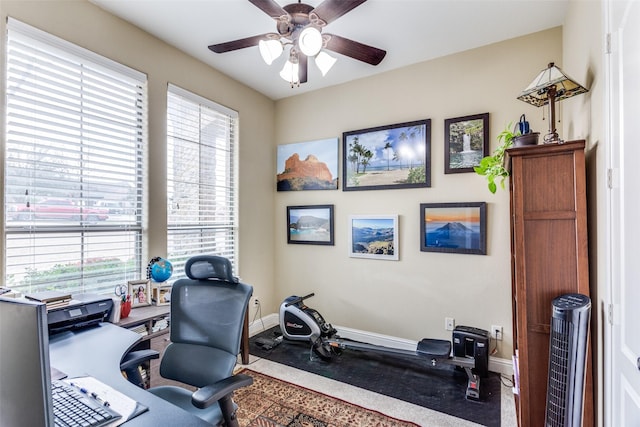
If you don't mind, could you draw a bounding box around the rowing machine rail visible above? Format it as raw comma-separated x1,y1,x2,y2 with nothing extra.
325,337,481,400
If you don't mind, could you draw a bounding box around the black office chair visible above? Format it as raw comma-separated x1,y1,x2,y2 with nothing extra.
125,255,253,426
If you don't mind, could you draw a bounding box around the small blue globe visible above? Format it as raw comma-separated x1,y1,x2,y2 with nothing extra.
150,258,173,282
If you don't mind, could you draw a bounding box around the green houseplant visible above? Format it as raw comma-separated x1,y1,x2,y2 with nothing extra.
474,124,517,193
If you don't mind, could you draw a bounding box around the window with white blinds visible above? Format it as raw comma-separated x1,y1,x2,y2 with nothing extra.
167,84,238,279
4,19,147,296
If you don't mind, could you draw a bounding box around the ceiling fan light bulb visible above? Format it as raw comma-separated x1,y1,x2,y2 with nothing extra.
299,27,322,57
259,39,283,65
315,51,337,76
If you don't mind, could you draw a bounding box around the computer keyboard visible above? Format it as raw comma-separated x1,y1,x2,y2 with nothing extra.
51,380,122,427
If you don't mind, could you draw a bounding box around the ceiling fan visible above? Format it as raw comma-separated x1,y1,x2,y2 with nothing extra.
208,0,387,86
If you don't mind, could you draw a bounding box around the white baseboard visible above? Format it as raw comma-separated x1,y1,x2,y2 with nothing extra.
248,312,279,337
335,325,417,351
248,314,513,377
489,356,513,377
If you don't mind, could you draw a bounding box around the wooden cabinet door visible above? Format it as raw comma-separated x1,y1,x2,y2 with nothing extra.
508,141,592,427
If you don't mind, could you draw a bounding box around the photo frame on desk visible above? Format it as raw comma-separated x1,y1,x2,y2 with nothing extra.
152,285,172,306
128,279,151,308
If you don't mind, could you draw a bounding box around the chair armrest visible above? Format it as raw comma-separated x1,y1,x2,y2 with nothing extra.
119,349,160,371
191,374,253,409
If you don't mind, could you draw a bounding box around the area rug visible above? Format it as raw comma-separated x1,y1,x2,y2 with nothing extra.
249,327,501,427
234,368,419,427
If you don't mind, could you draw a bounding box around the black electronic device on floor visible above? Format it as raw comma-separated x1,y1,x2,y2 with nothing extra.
453,325,490,378
278,293,490,400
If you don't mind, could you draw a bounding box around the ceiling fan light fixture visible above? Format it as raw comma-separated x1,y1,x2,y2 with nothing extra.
258,39,283,65
298,26,322,57
280,59,300,86
315,51,337,76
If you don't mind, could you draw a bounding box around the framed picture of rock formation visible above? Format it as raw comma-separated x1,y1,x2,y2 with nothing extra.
342,119,431,191
348,215,398,260
444,113,489,174
420,202,487,255
287,205,334,245
277,138,339,191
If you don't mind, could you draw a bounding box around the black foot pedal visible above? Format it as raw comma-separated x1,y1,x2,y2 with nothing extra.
255,336,282,350
416,339,451,358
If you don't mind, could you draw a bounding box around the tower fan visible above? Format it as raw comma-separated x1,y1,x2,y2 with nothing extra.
545,293,591,427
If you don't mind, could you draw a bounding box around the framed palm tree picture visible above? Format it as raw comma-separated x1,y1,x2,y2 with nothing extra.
342,119,431,191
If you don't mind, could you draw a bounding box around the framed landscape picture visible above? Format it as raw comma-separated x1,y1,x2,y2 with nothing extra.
277,138,339,191
420,202,487,255
348,215,398,260
444,113,489,174
287,205,334,245
342,120,431,191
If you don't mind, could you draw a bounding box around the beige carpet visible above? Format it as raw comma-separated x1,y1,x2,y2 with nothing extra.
234,368,420,426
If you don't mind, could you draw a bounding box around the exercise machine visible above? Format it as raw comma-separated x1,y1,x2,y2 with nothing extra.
279,293,490,400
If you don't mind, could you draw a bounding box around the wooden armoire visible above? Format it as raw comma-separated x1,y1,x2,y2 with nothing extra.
507,140,593,427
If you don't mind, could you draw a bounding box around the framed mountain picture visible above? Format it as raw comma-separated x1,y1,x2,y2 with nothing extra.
420,202,486,255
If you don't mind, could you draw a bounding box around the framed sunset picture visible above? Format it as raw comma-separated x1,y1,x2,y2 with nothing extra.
420,202,486,255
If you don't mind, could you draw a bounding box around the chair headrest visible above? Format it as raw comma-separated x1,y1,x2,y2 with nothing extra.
184,255,238,283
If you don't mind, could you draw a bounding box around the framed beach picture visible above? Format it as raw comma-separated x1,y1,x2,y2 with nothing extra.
287,205,334,245
342,120,431,191
420,202,487,255
348,215,398,260
444,113,489,174
128,279,152,308
277,138,339,191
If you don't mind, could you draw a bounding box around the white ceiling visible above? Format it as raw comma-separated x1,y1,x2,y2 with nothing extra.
89,0,568,100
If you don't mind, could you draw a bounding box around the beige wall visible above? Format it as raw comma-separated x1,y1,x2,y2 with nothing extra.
562,0,604,425
0,1,278,308
2,0,604,376
274,28,563,360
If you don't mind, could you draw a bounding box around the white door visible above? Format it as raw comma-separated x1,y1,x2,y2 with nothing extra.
607,0,640,425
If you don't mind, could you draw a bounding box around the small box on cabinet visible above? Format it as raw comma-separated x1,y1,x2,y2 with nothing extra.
152,285,172,306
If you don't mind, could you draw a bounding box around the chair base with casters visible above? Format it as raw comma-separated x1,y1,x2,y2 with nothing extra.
121,255,254,427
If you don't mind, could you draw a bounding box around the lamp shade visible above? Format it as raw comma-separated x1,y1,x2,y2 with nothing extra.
517,62,588,107
298,26,322,57
280,59,299,84
259,39,283,65
315,51,337,76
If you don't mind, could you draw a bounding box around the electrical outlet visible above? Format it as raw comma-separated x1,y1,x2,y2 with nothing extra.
492,325,503,340
254,298,260,306
445,317,455,331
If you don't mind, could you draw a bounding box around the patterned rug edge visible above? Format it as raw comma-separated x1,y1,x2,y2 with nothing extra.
235,367,421,427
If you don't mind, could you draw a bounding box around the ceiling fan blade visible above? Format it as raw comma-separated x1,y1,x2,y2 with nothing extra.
311,0,367,25
248,0,288,19
299,54,308,84
208,33,276,53
324,34,386,65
